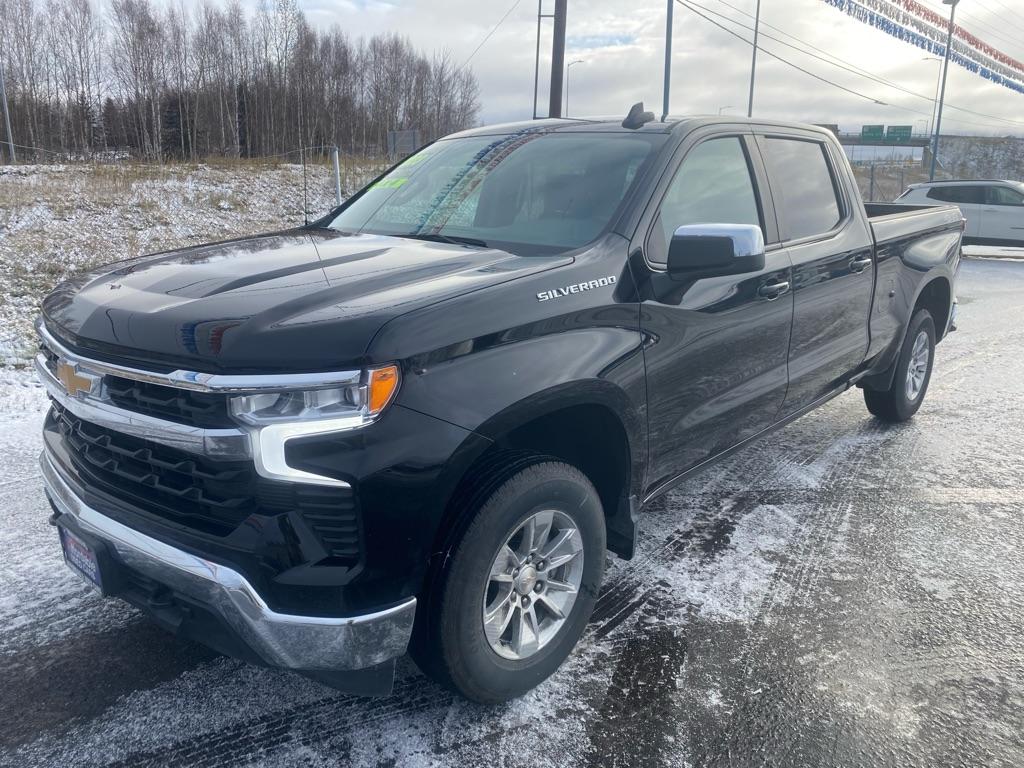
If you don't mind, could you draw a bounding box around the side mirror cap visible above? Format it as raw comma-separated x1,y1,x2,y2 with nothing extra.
667,224,766,280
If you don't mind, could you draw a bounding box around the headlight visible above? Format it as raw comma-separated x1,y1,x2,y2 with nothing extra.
230,365,400,487
229,365,400,426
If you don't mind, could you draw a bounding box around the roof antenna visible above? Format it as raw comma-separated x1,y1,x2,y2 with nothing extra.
622,102,655,130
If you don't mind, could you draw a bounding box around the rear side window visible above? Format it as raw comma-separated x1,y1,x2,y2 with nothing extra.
762,137,842,241
987,186,1024,206
649,137,762,263
926,185,985,204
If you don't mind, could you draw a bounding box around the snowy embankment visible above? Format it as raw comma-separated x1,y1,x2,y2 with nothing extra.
0,161,378,367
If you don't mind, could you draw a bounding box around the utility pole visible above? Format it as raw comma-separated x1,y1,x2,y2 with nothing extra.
930,0,960,181
662,0,673,122
0,56,15,164
922,56,942,136
747,0,761,117
533,0,554,119
548,0,567,118
330,145,342,206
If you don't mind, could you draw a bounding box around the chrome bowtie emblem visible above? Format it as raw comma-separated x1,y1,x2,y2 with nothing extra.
55,361,97,398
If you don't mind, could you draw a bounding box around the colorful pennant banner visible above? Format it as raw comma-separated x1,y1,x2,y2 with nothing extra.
822,0,1024,95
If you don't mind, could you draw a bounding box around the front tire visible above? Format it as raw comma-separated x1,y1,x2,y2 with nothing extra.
864,308,936,422
416,460,605,703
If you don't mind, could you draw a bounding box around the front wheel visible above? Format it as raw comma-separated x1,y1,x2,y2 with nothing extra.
415,460,605,703
864,308,936,422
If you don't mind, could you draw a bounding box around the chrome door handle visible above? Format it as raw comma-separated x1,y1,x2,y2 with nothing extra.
850,256,872,273
758,280,790,299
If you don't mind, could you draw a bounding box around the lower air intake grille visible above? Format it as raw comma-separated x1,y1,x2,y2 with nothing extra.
50,402,361,563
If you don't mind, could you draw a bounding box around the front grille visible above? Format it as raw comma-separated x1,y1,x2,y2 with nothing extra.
259,484,361,561
39,338,232,429
105,375,234,428
51,403,360,561
40,343,59,373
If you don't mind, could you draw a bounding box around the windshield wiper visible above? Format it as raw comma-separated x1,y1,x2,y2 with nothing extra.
401,232,489,248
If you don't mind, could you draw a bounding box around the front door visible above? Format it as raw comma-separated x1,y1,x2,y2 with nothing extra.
637,133,794,494
756,134,876,416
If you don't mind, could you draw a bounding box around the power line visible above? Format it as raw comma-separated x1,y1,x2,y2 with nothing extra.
977,0,1024,29
678,0,1024,131
459,0,524,73
705,0,1024,128
677,0,908,104
971,0,1024,40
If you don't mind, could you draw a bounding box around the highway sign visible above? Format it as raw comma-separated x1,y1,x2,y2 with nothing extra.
886,125,913,143
861,125,884,141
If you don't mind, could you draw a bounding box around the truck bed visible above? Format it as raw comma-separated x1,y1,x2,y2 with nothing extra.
865,202,964,247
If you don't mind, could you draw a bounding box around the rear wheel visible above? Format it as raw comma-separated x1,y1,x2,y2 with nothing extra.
414,460,605,703
864,309,936,422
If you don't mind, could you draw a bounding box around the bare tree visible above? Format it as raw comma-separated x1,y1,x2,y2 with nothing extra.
0,0,481,160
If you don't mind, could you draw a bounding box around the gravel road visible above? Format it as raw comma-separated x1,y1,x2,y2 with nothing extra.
2,259,1022,768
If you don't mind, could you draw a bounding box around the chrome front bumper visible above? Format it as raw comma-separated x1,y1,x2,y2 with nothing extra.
40,450,416,673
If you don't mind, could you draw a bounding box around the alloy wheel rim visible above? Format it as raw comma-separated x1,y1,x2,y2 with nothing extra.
905,330,930,401
482,509,584,661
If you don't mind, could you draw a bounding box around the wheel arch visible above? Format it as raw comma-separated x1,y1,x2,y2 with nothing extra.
861,273,951,392
913,275,952,342
428,382,643,570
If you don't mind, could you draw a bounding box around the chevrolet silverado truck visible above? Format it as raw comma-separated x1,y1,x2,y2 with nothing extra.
37,108,962,703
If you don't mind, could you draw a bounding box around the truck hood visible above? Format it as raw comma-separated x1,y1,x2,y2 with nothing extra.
41,229,570,372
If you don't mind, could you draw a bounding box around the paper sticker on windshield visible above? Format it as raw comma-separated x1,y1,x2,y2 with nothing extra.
372,177,408,190
400,149,434,167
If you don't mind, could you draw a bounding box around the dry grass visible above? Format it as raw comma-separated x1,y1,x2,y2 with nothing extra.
0,160,376,365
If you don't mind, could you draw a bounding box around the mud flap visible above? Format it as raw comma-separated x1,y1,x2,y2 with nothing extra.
298,659,398,697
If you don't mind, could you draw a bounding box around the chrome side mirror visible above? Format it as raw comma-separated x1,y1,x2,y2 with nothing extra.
667,223,766,280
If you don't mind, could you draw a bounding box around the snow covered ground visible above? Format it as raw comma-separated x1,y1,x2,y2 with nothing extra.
1,257,1023,765
0,161,381,366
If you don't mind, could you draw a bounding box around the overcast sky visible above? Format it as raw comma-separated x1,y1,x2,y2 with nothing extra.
302,0,1024,136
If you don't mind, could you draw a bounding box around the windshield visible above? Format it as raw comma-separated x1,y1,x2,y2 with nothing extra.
325,130,664,254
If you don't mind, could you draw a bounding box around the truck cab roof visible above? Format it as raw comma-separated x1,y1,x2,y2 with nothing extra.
446,115,836,139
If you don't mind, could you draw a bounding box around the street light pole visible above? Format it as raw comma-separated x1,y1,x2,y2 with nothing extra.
922,56,942,137
548,0,568,118
0,56,15,164
718,105,735,115
565,59,584,117
533,0,543,119
929,0,959,181
662,0,673,122
747,0,761,117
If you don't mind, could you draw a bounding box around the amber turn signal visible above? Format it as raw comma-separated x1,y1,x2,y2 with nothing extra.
368,365,400,415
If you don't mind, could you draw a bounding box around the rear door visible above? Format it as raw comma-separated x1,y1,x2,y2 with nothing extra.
756,132,875,416
926,185,985,238
982,185,1024,243
636,131,794,493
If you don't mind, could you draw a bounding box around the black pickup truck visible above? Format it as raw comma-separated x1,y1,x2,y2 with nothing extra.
37,109,962,703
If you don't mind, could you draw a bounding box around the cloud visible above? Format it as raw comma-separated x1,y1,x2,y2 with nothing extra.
566,34,636,50
267,0,1024,135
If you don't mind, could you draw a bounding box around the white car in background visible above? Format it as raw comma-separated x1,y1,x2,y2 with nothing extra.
897,180,1024,247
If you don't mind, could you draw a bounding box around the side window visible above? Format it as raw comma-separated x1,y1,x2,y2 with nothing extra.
926,186,985,204
988,186,1024,206
762,137,842,241
648,137,761,263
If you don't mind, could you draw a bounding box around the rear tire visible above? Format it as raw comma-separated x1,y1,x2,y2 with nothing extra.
413,460,605,703
864,309,936,423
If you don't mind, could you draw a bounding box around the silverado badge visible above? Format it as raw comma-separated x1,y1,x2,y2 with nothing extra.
536,275,616,302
